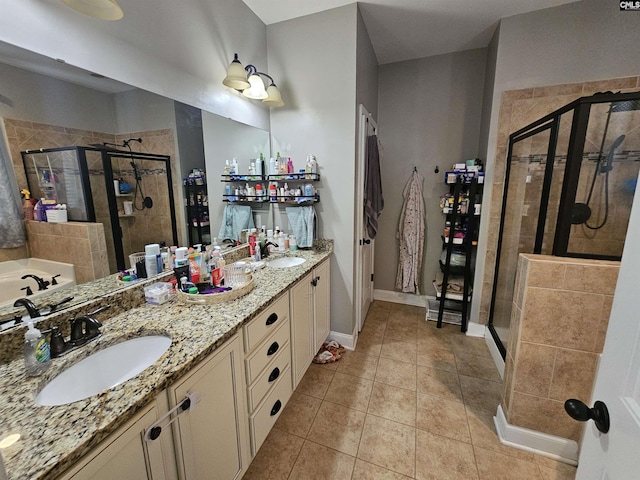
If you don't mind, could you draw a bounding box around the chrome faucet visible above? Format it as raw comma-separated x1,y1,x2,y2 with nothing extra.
13,298,40,319
21,274,50,291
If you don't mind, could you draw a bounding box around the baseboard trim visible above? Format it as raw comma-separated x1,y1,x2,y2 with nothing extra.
494,405,578,466
486,329,505,378
328,329,356,351
373,289,427,307
465,322,485,338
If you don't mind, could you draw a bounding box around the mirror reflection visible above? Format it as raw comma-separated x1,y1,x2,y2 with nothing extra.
0,40,269,328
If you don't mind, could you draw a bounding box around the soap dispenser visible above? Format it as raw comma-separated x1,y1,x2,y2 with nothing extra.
24,318,50,376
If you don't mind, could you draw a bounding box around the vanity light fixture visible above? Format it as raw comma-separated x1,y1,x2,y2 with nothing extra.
61,0,124,20
223,54,285,108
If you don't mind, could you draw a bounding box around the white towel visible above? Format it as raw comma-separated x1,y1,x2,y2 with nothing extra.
286,206,316,248
218,204,255,242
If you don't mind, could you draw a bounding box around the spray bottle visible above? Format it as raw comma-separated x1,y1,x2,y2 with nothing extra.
24,319,50,376
21,189,34,221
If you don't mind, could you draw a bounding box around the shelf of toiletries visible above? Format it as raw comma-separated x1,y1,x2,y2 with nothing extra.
223,194,319,204
221,173,320,182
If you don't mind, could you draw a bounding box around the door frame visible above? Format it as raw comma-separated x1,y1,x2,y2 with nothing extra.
354,104,377,334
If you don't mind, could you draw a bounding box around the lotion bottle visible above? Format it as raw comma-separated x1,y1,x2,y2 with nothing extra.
24,319,50,376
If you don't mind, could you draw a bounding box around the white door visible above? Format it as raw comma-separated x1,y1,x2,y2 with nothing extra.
574,174,640,479
355,105,376,333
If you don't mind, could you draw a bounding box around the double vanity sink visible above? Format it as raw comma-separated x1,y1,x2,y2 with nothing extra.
0,246,329,480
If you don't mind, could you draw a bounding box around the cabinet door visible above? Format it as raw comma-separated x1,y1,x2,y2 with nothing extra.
313,260,331,352
169,334,249,480
290,272,314,388
60,398,174,480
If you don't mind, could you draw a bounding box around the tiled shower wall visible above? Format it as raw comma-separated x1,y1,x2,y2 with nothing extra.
502,253,619,442
479,76,640,326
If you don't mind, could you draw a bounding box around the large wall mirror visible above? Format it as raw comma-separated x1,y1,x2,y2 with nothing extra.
0,40,270,328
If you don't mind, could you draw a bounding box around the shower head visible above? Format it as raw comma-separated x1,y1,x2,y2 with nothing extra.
611,99,640,113
600,134,625,174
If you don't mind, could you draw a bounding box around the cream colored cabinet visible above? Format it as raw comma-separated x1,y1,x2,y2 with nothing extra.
59,393,177,480
243,292,293,456
291,259,332,388
168,333,250,480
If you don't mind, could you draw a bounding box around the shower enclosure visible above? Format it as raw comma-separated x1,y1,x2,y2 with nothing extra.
22,146,178,273
489,91,640,357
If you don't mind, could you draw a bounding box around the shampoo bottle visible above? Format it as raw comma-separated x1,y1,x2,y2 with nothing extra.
24,319,50,376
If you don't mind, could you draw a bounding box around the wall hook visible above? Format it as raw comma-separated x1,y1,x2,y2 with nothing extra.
434,165,440,174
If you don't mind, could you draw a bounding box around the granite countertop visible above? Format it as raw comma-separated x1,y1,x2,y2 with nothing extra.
0,241,332,480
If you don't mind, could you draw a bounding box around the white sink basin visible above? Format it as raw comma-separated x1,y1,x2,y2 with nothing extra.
35,335,171,406
267,257,306,268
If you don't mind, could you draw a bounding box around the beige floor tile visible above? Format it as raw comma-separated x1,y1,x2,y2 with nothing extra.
465,407,536,462
416,392,470,442
357,415,416,478
370,300,393,311
336,351,379,380
288,440,356,480
455,351,502,382
459,375,502,414
296,364,336,399
306,401,365,456
375,357,417,391
534,455,577,480
475,446,544,480
352,459,413,479
380,336,418,364
275,392,322,437
417,345,457,372
325,372,374,412
384,322,418,344
387,308,419,326
417,331,454,350
417,365,463,403
368,382,417,426
242,427,304,480
415,429,479,480
362,319,388,337
356,330,384,356
366,308,390,324
449,334,492,358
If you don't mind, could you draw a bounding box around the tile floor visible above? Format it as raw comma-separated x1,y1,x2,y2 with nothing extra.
243,301,577,480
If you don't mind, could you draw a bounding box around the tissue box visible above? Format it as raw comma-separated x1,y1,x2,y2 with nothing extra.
144,282,174,305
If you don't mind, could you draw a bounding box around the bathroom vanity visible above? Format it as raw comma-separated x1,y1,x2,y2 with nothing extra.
0,241,333,480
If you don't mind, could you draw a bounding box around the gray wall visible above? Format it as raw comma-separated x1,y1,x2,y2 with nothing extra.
356,9,379,120
268,5,358,336
0,62,116,131
375,48,488,295
472,0,640,322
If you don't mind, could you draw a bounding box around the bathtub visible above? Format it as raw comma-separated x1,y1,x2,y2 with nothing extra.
0,258,76,308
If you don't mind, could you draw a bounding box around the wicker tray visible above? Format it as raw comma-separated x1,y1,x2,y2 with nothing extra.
176,277,254,305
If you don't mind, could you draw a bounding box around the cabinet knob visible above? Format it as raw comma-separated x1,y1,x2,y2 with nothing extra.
148,426,162,441
266,313,278,326
270,400,282,417
267,341,279,356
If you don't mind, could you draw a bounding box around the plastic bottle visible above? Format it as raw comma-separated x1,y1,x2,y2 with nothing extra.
255,183,263,202
269,157,277,176
21,189,34,221
287,157,294,174
269,182,277,202
223,160,231,175
24,319,50,376
255,155,262,177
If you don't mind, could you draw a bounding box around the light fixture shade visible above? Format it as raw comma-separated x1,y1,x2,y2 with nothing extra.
223,54,250,90
62,0,124,20
263,84,285,108
242,75,268,100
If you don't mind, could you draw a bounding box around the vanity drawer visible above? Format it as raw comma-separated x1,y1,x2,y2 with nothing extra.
244,292,289,353
247,341,291,412
245,318,290,384
249,366,292,455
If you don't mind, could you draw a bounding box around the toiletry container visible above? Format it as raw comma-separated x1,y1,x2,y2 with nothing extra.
289,235,298,251
24,319,50,376
269,157,277,176
145,243,161,277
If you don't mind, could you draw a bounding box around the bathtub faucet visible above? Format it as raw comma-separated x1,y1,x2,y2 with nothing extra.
13,298,41,319
21,274,50,291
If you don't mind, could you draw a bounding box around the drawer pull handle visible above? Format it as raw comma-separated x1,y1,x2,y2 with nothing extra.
268,367,281,382
148,426,162,440
270,400,282,416
266,313,278,326
267,341,279,356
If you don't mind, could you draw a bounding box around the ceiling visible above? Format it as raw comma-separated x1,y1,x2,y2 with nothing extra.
242,0,580,64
